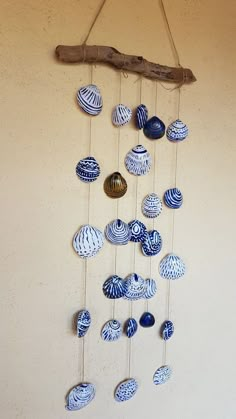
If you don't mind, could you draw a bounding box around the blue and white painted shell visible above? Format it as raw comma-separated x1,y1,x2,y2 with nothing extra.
166,119,188,142
77,84,102,116
115,378,138,402
76,156,100,183
105,219,131,245
73,225,104,258
125,145,152,176
162,320,174,340
112,104,132,126
135,104,148,129
153,365,172,385
66,383,95,411
103,275,126,299
141,230,162,256
142,193,162,218
164,188,183,209
124,318,138,338
143,278,157,299
101,319,122,342
143,116,166,140
77,309,91,337
123,273,146,300
128,219,147,242
159,253,186,280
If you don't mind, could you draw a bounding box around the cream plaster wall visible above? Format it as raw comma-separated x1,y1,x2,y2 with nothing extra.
1,1,236,418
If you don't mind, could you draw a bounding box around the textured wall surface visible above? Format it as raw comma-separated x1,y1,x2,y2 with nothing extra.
1,1,236,418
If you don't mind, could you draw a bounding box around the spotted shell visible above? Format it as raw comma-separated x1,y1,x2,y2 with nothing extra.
76,156,100,183
125,145,152,176
143,278,157,299
77,84,102,116
114,378,138,402
166,119,188,142
141,230,162,256
123,273,146,300
77,309,91,337
103,275,126,299
73,225,104,258
105,219,131,245
112,104,132,126
164,188,183,209
104,172,127,199
124,318,138,338
159,253,186,280
136,104,148,129
161,320,174,340
128,219,147,242
101,319,122,342
142,193,162,218
153,365,172,385
143,116,165,140
66,383,95,411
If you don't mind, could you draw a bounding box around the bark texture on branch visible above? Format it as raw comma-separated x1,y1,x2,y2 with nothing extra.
55,45,196,84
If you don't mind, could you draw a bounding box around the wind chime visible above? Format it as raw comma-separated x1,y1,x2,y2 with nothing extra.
55,0,196,411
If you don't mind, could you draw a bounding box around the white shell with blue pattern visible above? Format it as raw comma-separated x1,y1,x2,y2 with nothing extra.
105,219,131,245
162,320,174,340
128,219,147,242
76,156,100,183
142,193,162,218
153,366,172,385
143,278,157,299
164,188,183,209
166,119,188,142
101,319,122,342
77,309,91,337
159,253,186,280
112,104,132,126
123,273,146,300
115,378,138,402
125,145,152,176
66,383,95,411
77,84,102,115
141,230,162,256
103,275,126,299
73,225,104,258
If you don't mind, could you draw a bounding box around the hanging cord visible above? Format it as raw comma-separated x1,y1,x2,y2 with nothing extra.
82,0,107,45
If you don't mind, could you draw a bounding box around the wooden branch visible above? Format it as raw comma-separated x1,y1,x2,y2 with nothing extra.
55,45,196,84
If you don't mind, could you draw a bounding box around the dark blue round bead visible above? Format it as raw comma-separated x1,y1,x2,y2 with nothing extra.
139,312,155,328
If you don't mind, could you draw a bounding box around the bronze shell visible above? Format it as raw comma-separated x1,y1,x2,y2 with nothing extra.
104,172,127,199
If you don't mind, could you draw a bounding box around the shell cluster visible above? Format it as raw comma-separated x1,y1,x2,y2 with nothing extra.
66,383,95,411
76,156,100,183
104,172,127,199
77,84,102,116
105,219,131,245
164,188,183,209
159,253,186,280
141,230,162,256
73,225,104,258
153,365,172,385
115,378,138,402
166,119,188,142
102,275,157,301
112,104,132,126
101,319,122,342
77,309,91,337
142,193,162,218
125,145,152,176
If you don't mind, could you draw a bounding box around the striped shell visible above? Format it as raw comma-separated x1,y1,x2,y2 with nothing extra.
162,320,174,340
101,319,122,342
159,253,186,280
66,383,95,411
124,318,138,338
166,119,188,142
77,309,91,337
103,275,126,299
153,365,172,385
115,378,138,402
77,84,102,116
76,156,100,183
123,273,146,300
143,116,165,140
141,230,162,256
105,219,131,245
112,104,132,126
164,188,183,209
73,225,104,258
136,104,148,129
142,193,162,218
143,278,157,299
125,144,152,176
128,219,147,242
104,172,127,199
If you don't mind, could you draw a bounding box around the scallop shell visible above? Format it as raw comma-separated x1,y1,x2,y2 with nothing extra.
101,319,122,342
153,365,172,385
104,172,127,199
162,320,174,340
105,219,131,245
143,278,157,299
103,275,126,299
73,225,104,258
159,253,186,280
128,219,147,242
76,156,100,183
136,104,148,129
143,116,166,140
123,273,146,300
77,84,102,116
124,318,138,338
142,193,162,218
112,104,132,126
114,378,138,402
77,309,91,337
139,311,155,327
164,188,183,209
141,230,162,256
66,383,95,411
125,145,152,176
166,119,188,142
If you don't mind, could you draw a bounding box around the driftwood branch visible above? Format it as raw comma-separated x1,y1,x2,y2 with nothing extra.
55,45,196,84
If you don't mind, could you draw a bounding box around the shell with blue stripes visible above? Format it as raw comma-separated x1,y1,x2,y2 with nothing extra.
77,84,102,116
142,193,162,218
143,278,157,299
105,219,131,245
161,320,174,340
73,225,104,258
101,319,122,342
164,188,183,209
123,273,146,300
66,383,95,411
112,104,132,126
166,119,188,142
135,104,148,129
103,275,126,299
77,309,91,337
124,318,138,338
125,144,152,176
76,156,100,183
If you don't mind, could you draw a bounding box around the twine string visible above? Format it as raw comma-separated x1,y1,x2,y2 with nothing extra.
82,0,107,45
